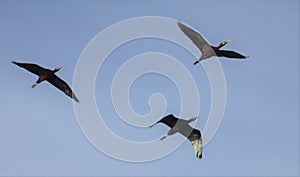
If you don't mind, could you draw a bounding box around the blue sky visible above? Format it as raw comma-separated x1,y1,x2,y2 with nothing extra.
0,0,299,176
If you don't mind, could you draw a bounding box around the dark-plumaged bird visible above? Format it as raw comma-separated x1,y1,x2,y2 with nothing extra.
151,114,203,159
177,21,248,65
12,61,79,102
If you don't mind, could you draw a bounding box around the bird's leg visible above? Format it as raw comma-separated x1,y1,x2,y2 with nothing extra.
187,116,200,123
32,78,42,88
31,83,38,88
194,54,208,65
193,57,203,65
168,126,180,135
159,127,180,141
160,135,168,141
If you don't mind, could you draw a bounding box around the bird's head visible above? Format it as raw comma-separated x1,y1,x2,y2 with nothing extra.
217,40,234,49
221,41,227,46
53,66,63,72
222,40,234,46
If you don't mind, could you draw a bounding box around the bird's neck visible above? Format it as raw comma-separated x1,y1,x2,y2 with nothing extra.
215,42,225,50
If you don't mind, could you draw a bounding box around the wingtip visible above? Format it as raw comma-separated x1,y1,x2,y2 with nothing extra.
198,154,203,159
73,96,80,103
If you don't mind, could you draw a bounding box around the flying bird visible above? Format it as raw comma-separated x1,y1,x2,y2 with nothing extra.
151,114,203,159
12,61,79,102
177,21,248,65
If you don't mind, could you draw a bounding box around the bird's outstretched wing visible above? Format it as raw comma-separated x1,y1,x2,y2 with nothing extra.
215,50,248,59
188,129,202,159
47,75,79,102
151,114,178,128
177,22,210,54
12,61,48,76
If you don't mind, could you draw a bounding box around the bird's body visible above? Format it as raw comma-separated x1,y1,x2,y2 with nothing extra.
151,114,203,159
177,21,248,65
12,61,79,102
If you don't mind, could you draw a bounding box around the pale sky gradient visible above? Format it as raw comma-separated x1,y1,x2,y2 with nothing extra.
0,1,299,176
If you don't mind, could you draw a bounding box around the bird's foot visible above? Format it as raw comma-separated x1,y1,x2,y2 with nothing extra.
160,135,167,141
31,83,37,88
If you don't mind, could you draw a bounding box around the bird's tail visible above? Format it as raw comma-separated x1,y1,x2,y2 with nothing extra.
191,139,203,159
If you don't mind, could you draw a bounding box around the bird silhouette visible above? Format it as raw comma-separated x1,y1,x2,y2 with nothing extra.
151,114,202,159
12,61,79,102
177,21,248,65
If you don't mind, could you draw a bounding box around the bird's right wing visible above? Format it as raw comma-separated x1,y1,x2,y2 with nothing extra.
215,50,248,59
177,22,210,53
47,75,80,102
12,61,47,76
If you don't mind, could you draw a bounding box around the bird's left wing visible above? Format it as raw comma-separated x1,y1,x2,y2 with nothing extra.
177,22,211,54
47,75,79,102
12,61,48,76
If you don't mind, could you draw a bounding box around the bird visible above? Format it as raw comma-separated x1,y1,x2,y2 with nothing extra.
12,61,79,102
150,114,203,159
177,21,248,65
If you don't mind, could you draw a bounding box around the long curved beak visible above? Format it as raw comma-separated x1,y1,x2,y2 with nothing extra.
225,40,234,43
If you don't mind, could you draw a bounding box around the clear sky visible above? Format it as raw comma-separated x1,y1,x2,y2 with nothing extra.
0,0,299,176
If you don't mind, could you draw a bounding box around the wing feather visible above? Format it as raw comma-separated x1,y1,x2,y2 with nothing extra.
177,22,210,53
215,50,248,59
151,114,178,128
47,75,79,102
12,61,48,76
